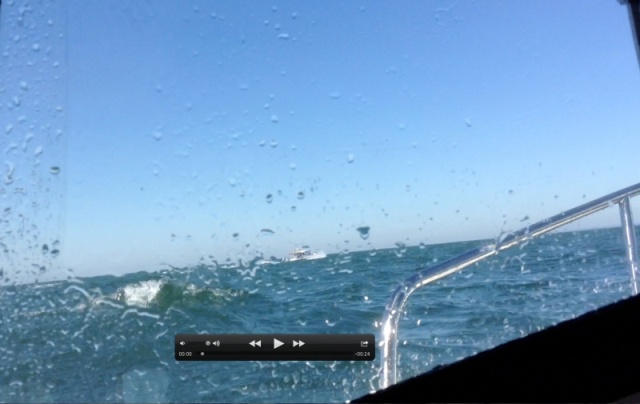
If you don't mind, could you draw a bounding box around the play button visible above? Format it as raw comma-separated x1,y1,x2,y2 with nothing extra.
273,338,283,349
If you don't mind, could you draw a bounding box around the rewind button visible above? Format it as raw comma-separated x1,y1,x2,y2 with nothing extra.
249,340,262,348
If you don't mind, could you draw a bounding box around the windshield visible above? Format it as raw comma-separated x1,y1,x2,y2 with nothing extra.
2,1,640,403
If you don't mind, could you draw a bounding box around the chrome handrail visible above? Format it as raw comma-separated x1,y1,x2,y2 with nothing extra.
379,182,640,388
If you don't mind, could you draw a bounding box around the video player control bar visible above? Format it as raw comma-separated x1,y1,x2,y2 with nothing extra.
175,334,375,361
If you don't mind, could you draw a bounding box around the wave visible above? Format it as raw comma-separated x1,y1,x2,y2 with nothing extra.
114,279,165,308
113,278,253,311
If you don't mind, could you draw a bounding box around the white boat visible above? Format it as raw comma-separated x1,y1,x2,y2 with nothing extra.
282,248,327,262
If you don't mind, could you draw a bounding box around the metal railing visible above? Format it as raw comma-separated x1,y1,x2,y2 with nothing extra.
379,182,640,388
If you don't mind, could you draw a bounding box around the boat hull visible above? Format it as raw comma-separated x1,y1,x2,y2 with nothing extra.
282,250,327,262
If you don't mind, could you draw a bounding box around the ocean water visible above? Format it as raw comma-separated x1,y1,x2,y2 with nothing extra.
1,227,636,403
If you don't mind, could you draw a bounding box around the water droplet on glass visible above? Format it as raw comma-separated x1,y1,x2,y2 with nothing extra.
289,163,297,171
42,244,49,255
496,231,513,246
20,81,28,91
465,118,472,127
266,194,273,203
228,177,237,187
260,229,275,236
270,115,279,123
152,131,163,141
32,43,40,52
291,206,296,212
233,233,239,239
356,226,370,240
49,166,60,175
278,33,290,40
259,140,266,147
330,92,341,99
347,153,355,164
291,11,298,19
297,191,304,200
269,140,278,148
508,189,513,195
4,162,15,185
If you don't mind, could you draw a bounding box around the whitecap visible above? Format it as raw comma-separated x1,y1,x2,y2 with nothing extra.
115,279,165,308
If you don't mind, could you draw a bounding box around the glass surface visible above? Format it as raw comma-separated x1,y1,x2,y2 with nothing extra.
1,1,639,402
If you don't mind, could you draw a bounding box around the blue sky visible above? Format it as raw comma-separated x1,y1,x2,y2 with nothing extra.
3,0,640,279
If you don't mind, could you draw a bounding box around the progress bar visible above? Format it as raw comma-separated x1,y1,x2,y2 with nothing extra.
175,334,375,361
